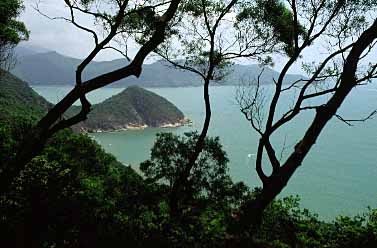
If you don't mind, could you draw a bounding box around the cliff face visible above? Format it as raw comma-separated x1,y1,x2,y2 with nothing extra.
69,86,187,133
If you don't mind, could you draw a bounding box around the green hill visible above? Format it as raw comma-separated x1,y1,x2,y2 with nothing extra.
70,86,187,132
0,71,187,132
0,70,52,122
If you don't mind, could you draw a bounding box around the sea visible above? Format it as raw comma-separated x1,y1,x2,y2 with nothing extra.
33,84,377,220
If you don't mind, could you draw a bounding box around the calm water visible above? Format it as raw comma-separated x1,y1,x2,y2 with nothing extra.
33,85,377,219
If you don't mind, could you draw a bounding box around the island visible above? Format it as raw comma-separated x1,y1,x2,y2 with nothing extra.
0,70,189,132
69,86,190,133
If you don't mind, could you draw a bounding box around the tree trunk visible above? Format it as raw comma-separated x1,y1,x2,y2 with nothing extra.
241,19,377,229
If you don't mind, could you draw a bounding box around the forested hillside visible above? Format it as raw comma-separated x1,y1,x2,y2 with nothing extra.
0,71,187,133
2,0,377,247
70,86,187,132
0,70,52,122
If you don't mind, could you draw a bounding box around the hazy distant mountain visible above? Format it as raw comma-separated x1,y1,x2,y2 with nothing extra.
12,51,304,87
14,43,51,57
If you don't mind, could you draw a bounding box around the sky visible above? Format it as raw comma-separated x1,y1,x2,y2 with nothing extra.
20,0,303,73
18,0,377,76
20,0,132,61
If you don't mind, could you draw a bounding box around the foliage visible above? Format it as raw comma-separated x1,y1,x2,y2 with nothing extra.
230,190,377,248
236,0,377,231
159,0,275,81
0,0,29,70
0,119,147,247
0,71,184,133
0,118,377,247
0,0,28,43
1,1,377,246
140,132,247,208
236,0,306,57
0,69,52,122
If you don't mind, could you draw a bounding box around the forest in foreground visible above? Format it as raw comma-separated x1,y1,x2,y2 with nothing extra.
1,0,377,247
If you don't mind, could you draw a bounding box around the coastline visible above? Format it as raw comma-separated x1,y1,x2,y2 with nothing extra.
80,117,192,134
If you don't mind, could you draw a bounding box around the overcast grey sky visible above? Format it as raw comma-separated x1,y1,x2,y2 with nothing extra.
19,0,377,76
20,0,142,61
20,0,303,72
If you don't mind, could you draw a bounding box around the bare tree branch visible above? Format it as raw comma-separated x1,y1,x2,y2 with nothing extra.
335,110,377,126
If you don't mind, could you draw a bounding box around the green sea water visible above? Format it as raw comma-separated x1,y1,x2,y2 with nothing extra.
33,85,377,219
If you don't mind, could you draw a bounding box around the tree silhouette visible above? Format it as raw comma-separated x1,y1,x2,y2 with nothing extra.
156,0,292,216
0,0,29,71
0,0,182,195
236,0,377,229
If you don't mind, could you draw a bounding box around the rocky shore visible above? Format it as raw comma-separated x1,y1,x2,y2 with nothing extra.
74,117,192,133
69,86,189,134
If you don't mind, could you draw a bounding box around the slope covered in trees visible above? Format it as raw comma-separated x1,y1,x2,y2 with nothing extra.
1,116,377,247
0,119,147,247
70,86,187,132
2,0,377,246
1,51,377,248
0,71,187,132
0,69,51,121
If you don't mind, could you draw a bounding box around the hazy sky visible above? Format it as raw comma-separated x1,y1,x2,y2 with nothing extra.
20,0,133,61
19,0,377,75
20,0,302,73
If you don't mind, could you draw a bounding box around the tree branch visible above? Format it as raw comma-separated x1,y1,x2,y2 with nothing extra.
335,110,377,126
1,0,182,196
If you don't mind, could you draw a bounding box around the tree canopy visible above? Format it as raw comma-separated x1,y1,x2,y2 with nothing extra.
141,132,248,209
1,0,377,246
0,0,29,70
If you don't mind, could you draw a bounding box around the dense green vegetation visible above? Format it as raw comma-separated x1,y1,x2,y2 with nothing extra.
140,132,247,209
2,0,377,247
0,120,146,247
0,78,375,246
69,85,186,132
1,55,377,248
0,69,51,122
0,68,376,247
1,117,377,247
0,70,186,133
0,0,29,70
0,0,28,45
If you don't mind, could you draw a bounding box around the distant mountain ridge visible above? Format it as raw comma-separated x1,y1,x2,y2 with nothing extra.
0,70,187,132
14,43,51,57
12,50,304,87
